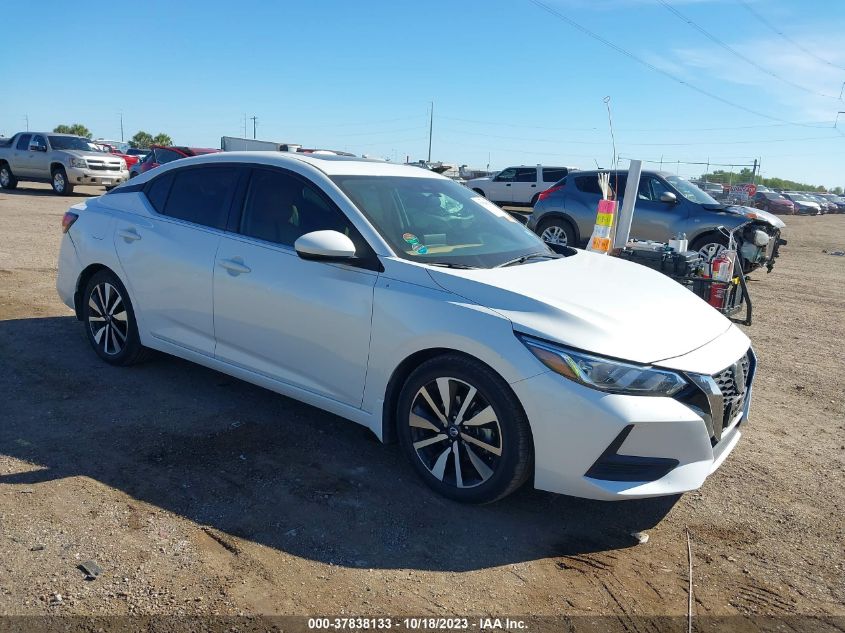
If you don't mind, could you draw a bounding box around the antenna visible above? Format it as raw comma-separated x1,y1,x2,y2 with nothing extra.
427,101,434,163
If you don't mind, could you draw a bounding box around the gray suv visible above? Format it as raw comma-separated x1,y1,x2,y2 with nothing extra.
527,169,785,270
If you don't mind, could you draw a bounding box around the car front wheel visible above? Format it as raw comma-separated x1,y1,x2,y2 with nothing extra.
397,354,533,504
51,167,74,195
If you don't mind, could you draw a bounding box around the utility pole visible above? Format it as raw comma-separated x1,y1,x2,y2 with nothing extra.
243,114,248,138
835,111,845,128
24,115,29,131
427,101,433,163
250,115,257,140
119,112,124,142
751,158,758,184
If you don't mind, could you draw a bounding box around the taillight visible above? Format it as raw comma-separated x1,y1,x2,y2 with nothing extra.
62,211,79,233
538,184,564,202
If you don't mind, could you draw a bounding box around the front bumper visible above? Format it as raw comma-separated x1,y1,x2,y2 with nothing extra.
513,328,754,500
66,166,129,187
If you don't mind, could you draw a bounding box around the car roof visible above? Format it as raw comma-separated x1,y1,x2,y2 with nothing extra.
570,168,673,178
161,151,453,179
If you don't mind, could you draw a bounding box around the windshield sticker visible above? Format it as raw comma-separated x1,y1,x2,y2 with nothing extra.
402,232,420,245
411,243,428,254
471,196,517,222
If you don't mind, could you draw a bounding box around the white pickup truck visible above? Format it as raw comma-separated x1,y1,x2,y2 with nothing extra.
0,132,129,195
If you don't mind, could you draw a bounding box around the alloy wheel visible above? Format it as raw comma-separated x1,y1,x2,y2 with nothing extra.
408,377,502,489
0,168,9,187
53,171,66,193
697,242,726,263
540,225,568,246
88,282,129,356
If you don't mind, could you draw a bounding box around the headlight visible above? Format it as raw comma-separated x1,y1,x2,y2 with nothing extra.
518,334,687,396
69,157,87,169
120,159,127,170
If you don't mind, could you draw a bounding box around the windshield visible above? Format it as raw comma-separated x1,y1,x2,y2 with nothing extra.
764,193,786,200
665,175,720,205
48,136,97,151
331,175,553,268
788,193,810,202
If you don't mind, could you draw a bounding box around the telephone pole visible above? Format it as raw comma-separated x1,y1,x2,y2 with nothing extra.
249,115,257,139
119,112,124,142
23,115,29,131
427,101,433,163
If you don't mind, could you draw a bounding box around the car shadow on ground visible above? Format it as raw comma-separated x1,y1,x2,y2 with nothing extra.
0,316,679,572
0,186,93,197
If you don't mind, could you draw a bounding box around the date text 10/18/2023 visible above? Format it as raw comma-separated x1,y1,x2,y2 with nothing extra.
307,617,528,630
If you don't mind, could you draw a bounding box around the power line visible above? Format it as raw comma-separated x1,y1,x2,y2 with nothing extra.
657,0,837,99
736,0,845,74
526,0,821,127
438,113,834,133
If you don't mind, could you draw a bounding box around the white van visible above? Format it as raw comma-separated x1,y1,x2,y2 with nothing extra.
466,165,577,206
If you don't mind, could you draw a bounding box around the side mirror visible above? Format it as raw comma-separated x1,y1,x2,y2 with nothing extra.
29,144,46,152
294,230,356,261
660,191,678,204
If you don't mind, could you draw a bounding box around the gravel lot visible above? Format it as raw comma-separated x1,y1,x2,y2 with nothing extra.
1,183,843,627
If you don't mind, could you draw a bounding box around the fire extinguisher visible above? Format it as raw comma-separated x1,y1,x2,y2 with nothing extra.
708,251,733,309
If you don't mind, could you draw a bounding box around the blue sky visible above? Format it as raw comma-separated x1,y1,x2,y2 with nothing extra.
2,0,843,187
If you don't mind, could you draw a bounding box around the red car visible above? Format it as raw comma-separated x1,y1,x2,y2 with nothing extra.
753,191,795,215
97,143,140,169
130,145,220,177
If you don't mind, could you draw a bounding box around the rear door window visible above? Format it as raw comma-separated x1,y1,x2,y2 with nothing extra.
514,167,537,183
160,166,239,229
542,167,568,182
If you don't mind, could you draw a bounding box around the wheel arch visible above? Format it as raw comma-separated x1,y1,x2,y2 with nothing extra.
380,347,527,445
50,161,66,174
73,263,113,320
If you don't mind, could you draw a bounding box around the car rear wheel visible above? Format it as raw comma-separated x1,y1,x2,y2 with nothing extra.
82,270,151,366
0,164,18,190
537,217,575,247
397,354,532,504
51,167,74,195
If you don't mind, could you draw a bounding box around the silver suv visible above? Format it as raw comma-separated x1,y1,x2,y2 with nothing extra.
527,169,786,271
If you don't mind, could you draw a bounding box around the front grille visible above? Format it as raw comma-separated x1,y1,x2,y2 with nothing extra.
675,348,755,444
87,161,121,171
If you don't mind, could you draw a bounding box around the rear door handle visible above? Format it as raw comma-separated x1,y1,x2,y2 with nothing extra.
218,258,251,274
531,184,537,187
118,228,141,242
505,183,511,186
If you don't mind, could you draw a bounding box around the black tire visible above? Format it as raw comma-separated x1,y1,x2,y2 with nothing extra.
397,354,533,504
104,185,116,191
0,163,18,190
472,188,486,197
82,269,151,366
51,166,74,195
690,232,729,263
536,216,575,247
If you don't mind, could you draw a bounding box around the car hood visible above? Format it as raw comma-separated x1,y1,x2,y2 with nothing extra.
724,205,786,229
426,251,732,365
61,149,123,161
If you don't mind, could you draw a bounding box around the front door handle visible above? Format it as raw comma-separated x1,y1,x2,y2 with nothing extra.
505,183,511,186
118,228,141,242
218,258,251,275
531,184,537,187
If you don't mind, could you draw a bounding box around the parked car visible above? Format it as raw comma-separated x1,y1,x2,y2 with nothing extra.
816,193,845,213
698,181,725,199
95,142,140,170
753,191,795,215
57,152,756,503
0,132,128,195
528,169,785,271
465,165,578,207
782,192,822,215
129,145,219,178
807,194,835,214
125,148,150,161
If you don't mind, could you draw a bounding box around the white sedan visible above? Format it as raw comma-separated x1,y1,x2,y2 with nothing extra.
57,152,755,503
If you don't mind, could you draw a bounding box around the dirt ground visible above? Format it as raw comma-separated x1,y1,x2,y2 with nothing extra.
0,183,843,628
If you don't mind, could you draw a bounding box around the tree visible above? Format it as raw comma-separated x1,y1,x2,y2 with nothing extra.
53,123,92,138
152,133,173,146
129,131,154,149
832,186,843,195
